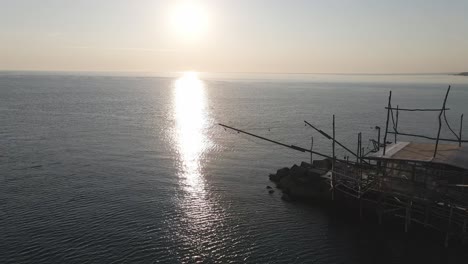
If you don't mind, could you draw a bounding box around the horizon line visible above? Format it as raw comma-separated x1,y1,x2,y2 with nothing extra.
0,69,462,76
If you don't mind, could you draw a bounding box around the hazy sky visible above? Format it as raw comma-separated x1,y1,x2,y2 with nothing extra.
1,0,468,73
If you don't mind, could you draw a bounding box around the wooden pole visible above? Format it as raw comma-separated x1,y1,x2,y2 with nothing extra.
332,115,335,162
359,197,363,220
445,204,453,248
376,126,381,151
304,121,364,162
463,215,467,245
424,201,430,227
360,133,363,160
358,132,363,220
405,200,412,233
310,136,314,164
460,114,464,147
383,91,392,156
361,146,365,183
463,211,467,245
332,115,336,201
356,133,361,163
395,105,399,143
463,213,467,234
434,86,451,158
378,193,385,225
387,131,468,143
218,123,332,159
385,107,450,111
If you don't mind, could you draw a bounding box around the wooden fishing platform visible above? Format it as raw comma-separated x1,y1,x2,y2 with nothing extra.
220,86,468,246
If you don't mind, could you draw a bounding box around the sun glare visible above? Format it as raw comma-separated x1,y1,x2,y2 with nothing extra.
173,71,210,192
169,2,210,39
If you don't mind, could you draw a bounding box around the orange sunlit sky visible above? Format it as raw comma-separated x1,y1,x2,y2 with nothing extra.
1,0,468,74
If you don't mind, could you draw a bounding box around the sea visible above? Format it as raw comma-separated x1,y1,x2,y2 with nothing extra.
1,72,468,263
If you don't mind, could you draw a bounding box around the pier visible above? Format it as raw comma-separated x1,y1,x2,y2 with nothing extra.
220,86,468,246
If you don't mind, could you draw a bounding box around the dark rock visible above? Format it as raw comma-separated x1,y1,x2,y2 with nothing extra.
270,167,290,183
307,168,323,178
278,174,294,190
277,167,289,177
289,184,312,197
269,174,277,181
269,162,331,201
290,179,329,199
266,185,273,189
281,193,293,202
300,161,311,168
295,176,310,184
313,159,332,170
289,164,307,179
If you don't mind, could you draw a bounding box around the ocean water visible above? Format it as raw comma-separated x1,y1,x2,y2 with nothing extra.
1,72,468,263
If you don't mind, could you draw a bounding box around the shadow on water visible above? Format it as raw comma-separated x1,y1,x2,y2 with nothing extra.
289,199,468,264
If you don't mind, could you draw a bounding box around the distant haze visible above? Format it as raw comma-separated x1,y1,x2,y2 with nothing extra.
1,0,468,74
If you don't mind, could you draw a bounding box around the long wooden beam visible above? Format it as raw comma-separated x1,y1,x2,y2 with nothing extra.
304,120,365,163
387,131,468,143
218,123,332,159
385,107,450,112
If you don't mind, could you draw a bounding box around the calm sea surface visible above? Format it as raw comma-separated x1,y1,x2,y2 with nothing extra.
1,72,468,263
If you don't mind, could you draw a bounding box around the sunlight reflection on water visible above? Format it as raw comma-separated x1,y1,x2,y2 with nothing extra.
171,72,231,260
173,71,211,193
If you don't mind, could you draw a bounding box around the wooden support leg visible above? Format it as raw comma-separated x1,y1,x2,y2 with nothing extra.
405,207,409,232
424,201,430,228
359,197,363,220
463,217,467,245
445,204,453,248
378,204,383,225
405,200,412,233
378,193,384,225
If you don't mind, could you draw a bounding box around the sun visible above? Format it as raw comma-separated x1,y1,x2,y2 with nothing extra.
169,2,210,39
